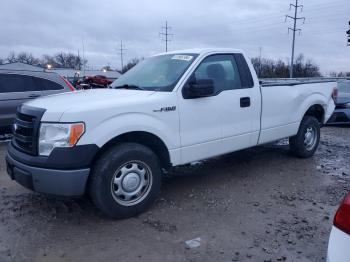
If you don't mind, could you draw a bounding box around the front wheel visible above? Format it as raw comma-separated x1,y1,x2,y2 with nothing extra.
289,116,320,158
89,143,161,218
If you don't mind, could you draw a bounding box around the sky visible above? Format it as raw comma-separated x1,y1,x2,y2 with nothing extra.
0,0,349,74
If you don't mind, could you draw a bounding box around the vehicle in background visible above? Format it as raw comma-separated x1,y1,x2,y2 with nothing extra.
0,70,75,133
327,80,350,124
6,48,336,218
83,75,113,88
72,79,90,90
327,192,350,262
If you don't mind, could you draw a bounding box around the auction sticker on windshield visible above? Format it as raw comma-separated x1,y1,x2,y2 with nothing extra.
171,55,193,61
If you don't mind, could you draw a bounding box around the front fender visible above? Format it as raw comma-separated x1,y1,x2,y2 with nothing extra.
77,112,179,150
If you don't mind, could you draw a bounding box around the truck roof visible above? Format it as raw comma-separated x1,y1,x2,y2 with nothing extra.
155,48,244,56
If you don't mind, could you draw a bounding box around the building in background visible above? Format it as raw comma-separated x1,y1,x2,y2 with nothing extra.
50,69,121,82
0,62,44,72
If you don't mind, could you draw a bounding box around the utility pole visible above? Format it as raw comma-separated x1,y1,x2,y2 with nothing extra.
285,0,305,78
118,40,127,71
159,21,174,52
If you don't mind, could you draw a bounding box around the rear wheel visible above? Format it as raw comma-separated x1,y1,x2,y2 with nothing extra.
289,116,320,158
89,143,161,218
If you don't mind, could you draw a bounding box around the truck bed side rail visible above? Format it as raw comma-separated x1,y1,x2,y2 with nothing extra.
259,77,348,87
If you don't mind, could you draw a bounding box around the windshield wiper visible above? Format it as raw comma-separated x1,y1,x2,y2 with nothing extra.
114,84,144,90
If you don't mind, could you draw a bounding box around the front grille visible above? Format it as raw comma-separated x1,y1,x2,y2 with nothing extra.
12,105,45,155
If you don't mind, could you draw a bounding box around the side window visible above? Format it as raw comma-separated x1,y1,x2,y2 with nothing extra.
234,53,254,88
0,74,40,93
192,55,242,94
33,77,63,91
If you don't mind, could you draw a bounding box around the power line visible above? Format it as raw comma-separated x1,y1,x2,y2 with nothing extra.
159,21,174,52
118,40,127,70
228,1,347,27
233,21,285,30
285,0,306,78
321,29,349,35
301,1,348,12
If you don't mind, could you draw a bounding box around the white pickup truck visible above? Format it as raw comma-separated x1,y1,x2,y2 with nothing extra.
6,48,336,218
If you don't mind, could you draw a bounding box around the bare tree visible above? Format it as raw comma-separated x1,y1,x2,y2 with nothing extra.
41,54,59,68
121,58,143,73
16,52,40,65
251,57,288,78
42,52,87,69
293,54,321,77
55,52,68,68
1,51,89,69
251,54,321,78
334,71,350,77
7,52,17,63
6,51,40,65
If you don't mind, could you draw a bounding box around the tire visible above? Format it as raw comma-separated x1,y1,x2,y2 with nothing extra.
89,143,161,218
289,116,320,158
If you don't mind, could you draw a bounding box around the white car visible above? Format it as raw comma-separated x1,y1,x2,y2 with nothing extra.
327,193,350,262
6,48,337,218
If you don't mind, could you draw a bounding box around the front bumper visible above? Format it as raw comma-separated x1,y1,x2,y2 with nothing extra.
6,150,90,197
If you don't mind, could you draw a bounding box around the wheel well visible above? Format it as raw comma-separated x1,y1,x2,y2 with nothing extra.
93,131,172,170
304,104,324,123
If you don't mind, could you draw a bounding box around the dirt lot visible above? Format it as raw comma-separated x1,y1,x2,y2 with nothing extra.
0,126,349,262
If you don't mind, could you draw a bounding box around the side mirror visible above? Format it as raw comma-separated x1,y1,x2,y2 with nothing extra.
183,79,214,99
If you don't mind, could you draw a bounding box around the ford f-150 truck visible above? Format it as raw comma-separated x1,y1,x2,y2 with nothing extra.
6,48,337,218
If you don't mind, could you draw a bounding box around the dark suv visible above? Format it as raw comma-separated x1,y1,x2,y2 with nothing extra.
328,80,350,124
0,70,75,133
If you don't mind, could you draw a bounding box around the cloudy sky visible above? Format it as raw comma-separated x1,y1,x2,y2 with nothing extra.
1,0,349,73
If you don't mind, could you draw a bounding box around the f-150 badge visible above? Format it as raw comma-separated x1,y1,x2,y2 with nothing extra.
153,106,176,112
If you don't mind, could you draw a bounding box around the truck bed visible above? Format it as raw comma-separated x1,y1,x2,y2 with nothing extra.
257,80,337,145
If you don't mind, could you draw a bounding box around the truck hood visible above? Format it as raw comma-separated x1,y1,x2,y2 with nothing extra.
25,89,155,121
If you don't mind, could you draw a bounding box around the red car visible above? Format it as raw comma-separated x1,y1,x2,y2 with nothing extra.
84,75,113,86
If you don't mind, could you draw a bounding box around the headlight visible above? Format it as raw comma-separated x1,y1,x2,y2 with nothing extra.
38,123,85,156
345,103,350,108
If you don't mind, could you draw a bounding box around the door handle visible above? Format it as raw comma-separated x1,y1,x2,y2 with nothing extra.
240,97,251,108
29,94,40,98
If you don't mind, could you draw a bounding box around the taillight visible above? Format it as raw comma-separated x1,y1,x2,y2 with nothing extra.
334,193,350,235
60,76,76,91
332,87,338,103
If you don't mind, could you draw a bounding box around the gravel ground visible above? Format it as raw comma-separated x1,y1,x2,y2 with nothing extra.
0,126,349,262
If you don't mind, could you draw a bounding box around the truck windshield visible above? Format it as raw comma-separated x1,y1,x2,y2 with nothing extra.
110,54,198,92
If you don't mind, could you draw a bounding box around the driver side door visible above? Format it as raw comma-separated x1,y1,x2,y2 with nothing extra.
177,54,257,164
177,54,228,164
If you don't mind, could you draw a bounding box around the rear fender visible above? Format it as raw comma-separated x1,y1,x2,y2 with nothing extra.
296,92,331,124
